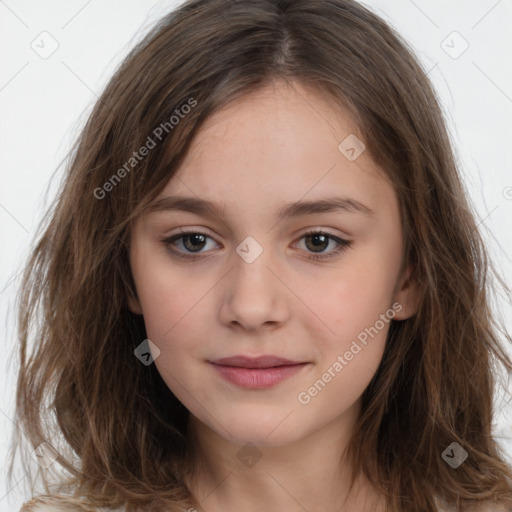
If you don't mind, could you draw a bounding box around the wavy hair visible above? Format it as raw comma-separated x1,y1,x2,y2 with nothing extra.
9,0,512,510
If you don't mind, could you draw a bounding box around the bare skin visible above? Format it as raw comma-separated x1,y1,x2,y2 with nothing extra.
128,79,418,511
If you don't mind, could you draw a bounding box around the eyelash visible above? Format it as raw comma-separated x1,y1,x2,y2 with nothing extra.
162,229,352,261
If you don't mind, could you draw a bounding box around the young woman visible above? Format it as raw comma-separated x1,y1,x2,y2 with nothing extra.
11,0,512,510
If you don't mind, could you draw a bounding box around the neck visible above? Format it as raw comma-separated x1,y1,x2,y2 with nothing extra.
183,400,386,512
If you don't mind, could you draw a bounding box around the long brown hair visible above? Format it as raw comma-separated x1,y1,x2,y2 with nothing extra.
9,0,512,510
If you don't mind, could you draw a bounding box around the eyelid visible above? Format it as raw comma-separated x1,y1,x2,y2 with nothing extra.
161,228,352,260
162,225,349,240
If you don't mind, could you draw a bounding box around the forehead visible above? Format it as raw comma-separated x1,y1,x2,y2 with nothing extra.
154,80,396,221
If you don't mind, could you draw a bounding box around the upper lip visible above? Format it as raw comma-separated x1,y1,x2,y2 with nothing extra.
210,355,305,369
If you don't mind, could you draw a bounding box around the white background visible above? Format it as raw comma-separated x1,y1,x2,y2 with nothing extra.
1,1,511,510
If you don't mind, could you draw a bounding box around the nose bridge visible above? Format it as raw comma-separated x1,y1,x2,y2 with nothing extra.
232,234,276,296
220,234,288,329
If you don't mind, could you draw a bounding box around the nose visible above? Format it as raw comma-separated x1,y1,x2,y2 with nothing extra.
218,242,290,332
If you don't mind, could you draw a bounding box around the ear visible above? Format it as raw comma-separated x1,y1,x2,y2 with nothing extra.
127,291,143,315
393,263,420,321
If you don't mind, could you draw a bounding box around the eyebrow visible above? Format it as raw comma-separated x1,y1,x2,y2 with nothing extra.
145,195,375,220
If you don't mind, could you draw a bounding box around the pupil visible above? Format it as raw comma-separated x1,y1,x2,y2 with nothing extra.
182,234,329,254
308,234,328,252
184,234,206,252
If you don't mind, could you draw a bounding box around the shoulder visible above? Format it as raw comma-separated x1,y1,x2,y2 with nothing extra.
20,495,125,512
437,503,511,512
435,494,512,512
471,505,511,512
469,502,511,512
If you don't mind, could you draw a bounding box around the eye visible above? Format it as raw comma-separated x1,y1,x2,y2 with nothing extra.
294,230,352,261
162,230,352,261
162,231,217,258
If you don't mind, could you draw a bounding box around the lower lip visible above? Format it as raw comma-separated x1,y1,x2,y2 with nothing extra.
211,363,308,389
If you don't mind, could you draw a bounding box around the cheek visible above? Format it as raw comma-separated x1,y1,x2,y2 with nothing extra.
137,268,208,345
306,258,399,345
129,233,208,339
295,275,392,418
135,265,211,395
296,245,399,400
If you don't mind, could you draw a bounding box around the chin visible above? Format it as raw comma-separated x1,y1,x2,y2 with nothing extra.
216,412,306,448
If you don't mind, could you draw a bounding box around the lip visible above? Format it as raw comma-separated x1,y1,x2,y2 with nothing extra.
210,355,304,368
209,355,308,389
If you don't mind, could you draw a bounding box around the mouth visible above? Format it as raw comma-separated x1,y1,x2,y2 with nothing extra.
209,355,309,388
210,355,305,369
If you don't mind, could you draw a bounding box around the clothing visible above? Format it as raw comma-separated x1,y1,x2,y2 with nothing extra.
19,496,124,512
20,496,192,512
20,495,510,511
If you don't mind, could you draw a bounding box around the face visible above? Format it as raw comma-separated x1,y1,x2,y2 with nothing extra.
128,80,417,448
